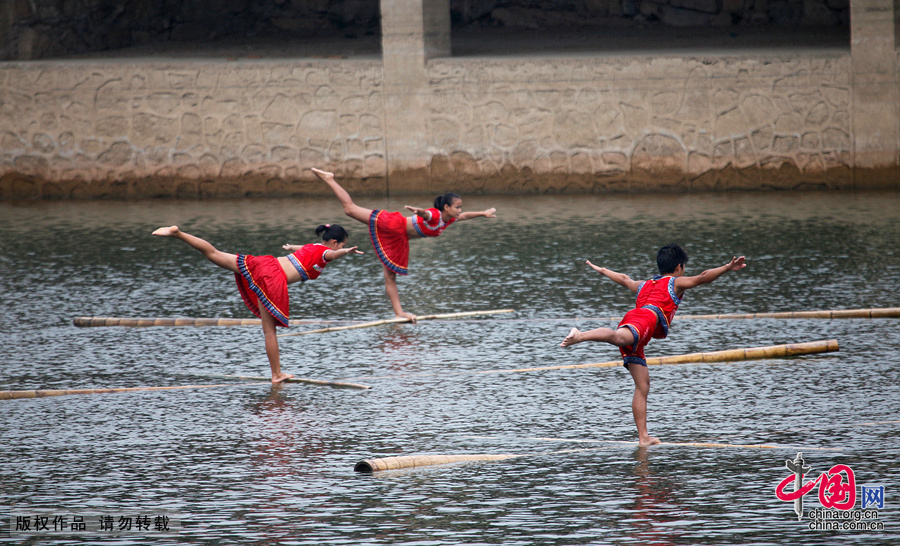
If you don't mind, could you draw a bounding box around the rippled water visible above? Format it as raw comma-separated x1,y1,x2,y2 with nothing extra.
1,192,898,545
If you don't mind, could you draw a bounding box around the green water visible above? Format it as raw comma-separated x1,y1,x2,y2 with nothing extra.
1,191,898,544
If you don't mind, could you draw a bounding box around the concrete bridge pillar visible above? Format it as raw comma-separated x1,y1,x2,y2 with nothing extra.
850,0,899,186
380,0,451,194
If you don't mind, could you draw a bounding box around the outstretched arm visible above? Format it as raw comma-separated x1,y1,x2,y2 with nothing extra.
404,206,432,220
674,256,746,291
457,207,497,221
282,244,302,252
323,246,363,261
586,260,642,293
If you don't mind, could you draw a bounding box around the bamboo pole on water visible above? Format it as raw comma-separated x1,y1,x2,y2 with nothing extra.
278,309,515,337
73,307,900,328
474,340,839,375
354,436,843,471
355,453,524,472
678,307,900,320
73,317,355,327
200,374,371,390
0,384,236,400
517,436,844,451
466,435,844,451
338,340,840,382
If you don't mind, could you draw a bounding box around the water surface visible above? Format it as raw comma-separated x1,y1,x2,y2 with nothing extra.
1,192,898,545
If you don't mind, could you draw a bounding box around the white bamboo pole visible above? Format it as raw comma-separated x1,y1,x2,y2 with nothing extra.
277,309,515,337
73,317,354,327
0,383,237,400
201,374,371,390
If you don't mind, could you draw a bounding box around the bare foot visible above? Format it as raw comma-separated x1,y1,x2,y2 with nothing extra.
271,372,294,384
560,327,581,347
396,312,417,324
311,167,334,182
639,436,661,446
152,226,179,237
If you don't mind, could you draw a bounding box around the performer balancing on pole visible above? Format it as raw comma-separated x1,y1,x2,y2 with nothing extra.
152,224,362,383
560,244,746,445
312,167,497,322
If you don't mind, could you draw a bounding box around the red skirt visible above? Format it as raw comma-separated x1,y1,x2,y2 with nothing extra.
369,210,410,275
234,254,290,327
617,307,658,367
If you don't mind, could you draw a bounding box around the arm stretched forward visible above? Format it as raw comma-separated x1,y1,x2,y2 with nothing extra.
457,207,497,221
323,246,364,261
674,256,746,291
586,260,642,293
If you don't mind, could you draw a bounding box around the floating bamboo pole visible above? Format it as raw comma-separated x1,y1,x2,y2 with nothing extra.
278,309,515,337
678,307,900,320
466,435,843,451
475,339,839,375
526,436,843,450
354,434,844,472
73,317,354,327
338,340,840,382
0,383,235,400
201,373,371,390
355,453,523,472
73,307,900,328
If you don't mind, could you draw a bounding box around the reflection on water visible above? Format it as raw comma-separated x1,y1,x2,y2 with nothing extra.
1,191,898,545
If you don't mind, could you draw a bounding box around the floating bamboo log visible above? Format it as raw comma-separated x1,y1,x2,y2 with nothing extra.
524,436,843,450
202,374,371,390
73,307,899,328
355,453,523,472
476,340,839,375
0,384,235,400
678,307,900,320
354,434,844,472
466,435,843,451
72,317,354,327
278,309,515,337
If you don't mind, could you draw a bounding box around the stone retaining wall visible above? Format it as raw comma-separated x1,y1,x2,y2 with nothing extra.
423,54,854,193
2,50,871,199
0,61,387,198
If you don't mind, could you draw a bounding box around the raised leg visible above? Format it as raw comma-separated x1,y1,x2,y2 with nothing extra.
152,226,238,273
312,168,374,225
383,266,416,322
260,307,294,384
560,326,634,347
627,364,660,446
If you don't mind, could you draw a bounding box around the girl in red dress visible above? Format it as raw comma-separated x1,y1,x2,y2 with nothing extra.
312,167,496,322
152,224,362,383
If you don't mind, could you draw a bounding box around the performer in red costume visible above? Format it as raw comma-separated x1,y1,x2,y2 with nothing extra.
152,224,362,383
560,244,746,445
312,167,496,322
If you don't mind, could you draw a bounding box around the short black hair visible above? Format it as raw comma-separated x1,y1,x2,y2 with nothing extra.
657,244,688,275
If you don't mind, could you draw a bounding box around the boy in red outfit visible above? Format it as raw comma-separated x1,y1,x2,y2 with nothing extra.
561,244,746,445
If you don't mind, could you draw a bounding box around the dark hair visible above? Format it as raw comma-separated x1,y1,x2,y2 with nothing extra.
434,192,461,210
657,244,688,275
315,224,348,243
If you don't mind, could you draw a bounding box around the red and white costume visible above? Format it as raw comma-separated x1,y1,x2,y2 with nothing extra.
368,208,456,275
412,208,456,238
234,244,330,327
617,275,682,367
